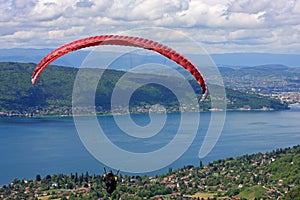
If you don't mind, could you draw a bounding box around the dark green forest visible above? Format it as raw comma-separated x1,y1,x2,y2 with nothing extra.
0,62,288,116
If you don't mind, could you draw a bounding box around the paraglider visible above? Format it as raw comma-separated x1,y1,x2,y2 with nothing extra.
31,35,208,101
102,167,119,195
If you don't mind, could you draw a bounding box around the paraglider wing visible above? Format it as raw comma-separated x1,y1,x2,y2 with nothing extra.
31,35,208,100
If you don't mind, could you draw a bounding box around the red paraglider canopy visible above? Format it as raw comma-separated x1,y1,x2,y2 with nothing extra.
31,35,208,101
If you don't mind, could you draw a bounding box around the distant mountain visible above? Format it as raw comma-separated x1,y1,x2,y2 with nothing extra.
0,48,89,67
1,48,300,69
210,53,300,68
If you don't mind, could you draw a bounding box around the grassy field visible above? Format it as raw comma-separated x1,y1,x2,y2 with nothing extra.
237,185,267,199
38,196,59,200
187,192,217,199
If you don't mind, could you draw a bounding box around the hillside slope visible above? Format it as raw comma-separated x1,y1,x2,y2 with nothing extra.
0,62,288,116
0,145,299,199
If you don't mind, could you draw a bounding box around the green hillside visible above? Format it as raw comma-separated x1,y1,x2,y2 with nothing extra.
0,62,288,116
1,145,299,199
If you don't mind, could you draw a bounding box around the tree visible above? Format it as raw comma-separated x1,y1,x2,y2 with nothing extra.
36,174,41,182
284,186,300,200
199,160,203,168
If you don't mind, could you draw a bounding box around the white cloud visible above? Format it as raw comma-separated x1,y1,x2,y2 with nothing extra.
48,26,85,39
0,0,35,21
28,1,67,21
0,0,299,54
4,30,36,40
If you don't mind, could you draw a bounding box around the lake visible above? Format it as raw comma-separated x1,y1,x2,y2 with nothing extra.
0,107,300,185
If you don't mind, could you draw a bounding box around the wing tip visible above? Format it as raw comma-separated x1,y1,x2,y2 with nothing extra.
31,77,36,85
199,88,208,102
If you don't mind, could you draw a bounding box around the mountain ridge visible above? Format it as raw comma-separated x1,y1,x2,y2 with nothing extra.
1,48,300,68
0,62,288,116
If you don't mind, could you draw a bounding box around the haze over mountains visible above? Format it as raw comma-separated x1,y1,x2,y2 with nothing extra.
1,48,299,69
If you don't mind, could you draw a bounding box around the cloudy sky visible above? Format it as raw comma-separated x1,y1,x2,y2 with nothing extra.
1,0,300,54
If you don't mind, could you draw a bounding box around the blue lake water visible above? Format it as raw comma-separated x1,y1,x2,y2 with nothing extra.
0,107,300,185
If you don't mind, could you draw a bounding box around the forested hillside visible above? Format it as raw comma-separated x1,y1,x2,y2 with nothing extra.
0,62,288,116
1,145,299,199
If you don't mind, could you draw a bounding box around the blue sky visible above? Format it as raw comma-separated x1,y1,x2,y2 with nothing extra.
1,0,300,54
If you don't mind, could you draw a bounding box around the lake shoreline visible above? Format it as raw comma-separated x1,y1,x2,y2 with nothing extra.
0,106,291,118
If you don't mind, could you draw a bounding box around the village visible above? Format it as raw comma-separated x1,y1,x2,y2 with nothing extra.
1,145,299,200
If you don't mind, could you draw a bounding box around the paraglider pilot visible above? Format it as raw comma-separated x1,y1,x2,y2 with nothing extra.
102,167,119,194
